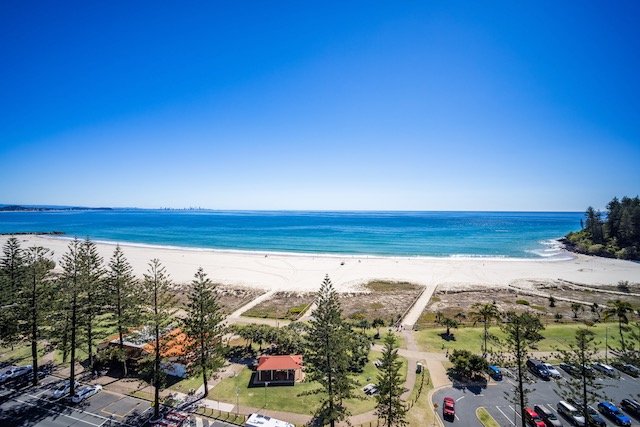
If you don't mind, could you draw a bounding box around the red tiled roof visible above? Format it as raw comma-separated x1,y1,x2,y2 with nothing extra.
257,355,303,371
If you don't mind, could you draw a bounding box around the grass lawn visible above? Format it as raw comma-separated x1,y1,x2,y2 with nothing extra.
0,344,33,365
0,342,90,367
406,368,434,426
362,328,406,349
212,350,407,415
415,322,620,354
169,374,205,394
476,407,500,427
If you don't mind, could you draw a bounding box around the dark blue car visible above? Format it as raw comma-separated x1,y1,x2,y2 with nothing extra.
597,401,631,426
487,365,502,380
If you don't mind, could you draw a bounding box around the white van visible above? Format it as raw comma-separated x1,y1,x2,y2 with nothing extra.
557,400,585,426
245,413,294,427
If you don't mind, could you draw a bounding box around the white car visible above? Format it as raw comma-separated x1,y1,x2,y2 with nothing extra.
70,384,102,403
50,380,79,399
543,363,562,379
0,365,32,383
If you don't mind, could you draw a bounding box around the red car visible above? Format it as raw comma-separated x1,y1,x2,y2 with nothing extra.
443,396,455,420
523,407,545,427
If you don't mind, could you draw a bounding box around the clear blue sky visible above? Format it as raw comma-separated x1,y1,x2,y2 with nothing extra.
1,1,638,211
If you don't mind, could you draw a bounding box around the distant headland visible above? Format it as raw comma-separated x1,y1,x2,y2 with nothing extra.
0,204,112,212
564,196,640,260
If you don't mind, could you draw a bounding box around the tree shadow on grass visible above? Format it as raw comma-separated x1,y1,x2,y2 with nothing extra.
439,333,456,341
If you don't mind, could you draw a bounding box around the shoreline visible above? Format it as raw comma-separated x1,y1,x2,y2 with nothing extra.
17,233,575,263
4,234,639,293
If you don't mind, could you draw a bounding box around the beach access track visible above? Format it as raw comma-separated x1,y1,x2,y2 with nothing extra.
400,284,437,329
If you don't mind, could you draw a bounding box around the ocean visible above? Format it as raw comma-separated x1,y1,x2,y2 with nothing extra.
0,210,582,259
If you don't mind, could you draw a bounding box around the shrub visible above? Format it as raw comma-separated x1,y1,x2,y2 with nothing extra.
588,244,605,255
516,299,530,306
554,313,563,322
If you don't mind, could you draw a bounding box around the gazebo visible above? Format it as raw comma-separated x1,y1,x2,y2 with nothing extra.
256,355,304,384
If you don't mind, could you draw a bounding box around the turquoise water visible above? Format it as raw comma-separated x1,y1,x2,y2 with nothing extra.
0,210,582,258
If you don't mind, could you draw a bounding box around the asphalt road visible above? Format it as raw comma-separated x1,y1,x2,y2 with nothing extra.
433,365,640,427
0,375,235,427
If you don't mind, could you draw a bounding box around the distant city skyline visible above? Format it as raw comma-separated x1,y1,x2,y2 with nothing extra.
1,2,639,211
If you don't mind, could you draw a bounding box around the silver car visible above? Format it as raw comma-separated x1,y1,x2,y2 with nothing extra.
544,363,562,379
50,380,79,399
0,365,32,384
70,384,102,403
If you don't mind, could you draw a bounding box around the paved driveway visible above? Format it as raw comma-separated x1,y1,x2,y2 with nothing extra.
433,366,640,427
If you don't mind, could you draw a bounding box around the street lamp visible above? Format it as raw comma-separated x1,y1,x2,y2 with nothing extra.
264,381,269,408
605,326,609,364
236,386,240,415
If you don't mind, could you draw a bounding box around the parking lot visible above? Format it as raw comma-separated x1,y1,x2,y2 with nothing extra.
0,374,235,426
0,374,152,426
433,365,640,426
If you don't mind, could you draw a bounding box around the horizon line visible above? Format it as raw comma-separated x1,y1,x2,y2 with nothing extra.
0,203,586,214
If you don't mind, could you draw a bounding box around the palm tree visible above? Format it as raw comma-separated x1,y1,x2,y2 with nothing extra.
570,303,583,319
604,300,633,350
440,317,459,338
470,303,500,356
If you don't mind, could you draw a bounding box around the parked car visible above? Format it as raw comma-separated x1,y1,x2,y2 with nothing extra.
592,363,617,377
363,384,378,395
524,407,546,427
620,399,640,417
557,400,585,426
11,369,48,388
543,363,562,379
612,362,639,378
534,404,562,427
597,401,631,426
558,363,594,378
50,380,80,399
527,358,551,380
487,365,502,380
559,363,580,377
443,396,455,420
0,365,32,384
164,411,189,426
70,384,102,404
586,406,606,427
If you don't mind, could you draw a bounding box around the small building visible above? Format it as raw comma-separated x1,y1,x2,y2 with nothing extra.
99,326,192,378
255,355,304,384
245,413,294,427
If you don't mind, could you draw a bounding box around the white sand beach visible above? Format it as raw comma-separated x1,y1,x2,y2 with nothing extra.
8,235,640,292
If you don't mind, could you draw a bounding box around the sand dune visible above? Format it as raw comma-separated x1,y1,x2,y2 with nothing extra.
8,235,640,292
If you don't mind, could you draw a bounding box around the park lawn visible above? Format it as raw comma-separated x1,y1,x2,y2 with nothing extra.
0,344,33,365
212,350,407,415
0,342,87,366
415,322,619,354
363,328,406,349
406,369,434,426
169,374,205,394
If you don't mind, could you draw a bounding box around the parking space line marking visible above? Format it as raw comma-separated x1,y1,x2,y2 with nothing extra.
13,397,102,426
495,406,516,426
99,393,145,419
456,396,465,402
23,390,134,426
508,405,522,418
